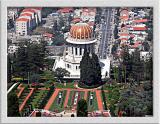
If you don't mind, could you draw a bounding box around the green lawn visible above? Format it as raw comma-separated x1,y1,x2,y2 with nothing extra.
54,82,75,89
87,91,98,112
30,90,48,109
102,83,124,91
49,90,67,112
67,91,85,107
79,91,85,99
67,91,74,107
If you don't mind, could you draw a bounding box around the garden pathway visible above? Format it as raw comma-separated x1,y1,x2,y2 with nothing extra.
84,90,88,100
44,88,60,110
19,88,34,112
17,84,25,98
95,90,103,110
63,89,71,108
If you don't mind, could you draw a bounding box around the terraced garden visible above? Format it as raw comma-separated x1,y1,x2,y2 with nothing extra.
54,82,75,89
87,91,98,112
18,88,30,106
8,82,106,116
49,90,67,112
67,90,75,108
30,90,49,109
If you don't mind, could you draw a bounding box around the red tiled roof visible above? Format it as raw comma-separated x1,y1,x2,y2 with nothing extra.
131,41,142,48
31,7,42,10
133,19,148,23
82,8,96,13
120,16,129,20
23,9,36,13
120,38,128,41
130,34,135,38
16,18,29,22
119,33,128,36
20,13,32,17
120,9,128,14
132,27,147,31
58,8,73,13
72,18,82,23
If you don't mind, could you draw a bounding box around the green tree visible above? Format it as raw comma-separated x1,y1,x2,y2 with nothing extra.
41,70,55,83
113,66,119,82
91,53,102,84
114,25,119,39
77,99,88,117
142,42,150,51
121,47,133,83
52,34,65,46
80,50,91,85
53,67,70,83
80,50,101,86
13,45,29,80
8,92,20,117
117,80,153,117
13,41,47,80
132,49,143,83
30,73,40,83
111,44,118,54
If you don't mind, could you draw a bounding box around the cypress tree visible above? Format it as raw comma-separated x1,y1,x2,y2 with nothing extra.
92,53,102,84
80,49,90,84
80,49,101,86
122,47,133,83
132,49,143,83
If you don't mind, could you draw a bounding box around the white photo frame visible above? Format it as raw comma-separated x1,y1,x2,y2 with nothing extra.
0,0,160,123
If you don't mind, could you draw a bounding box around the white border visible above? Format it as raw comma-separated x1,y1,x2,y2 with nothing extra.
1,0,160,123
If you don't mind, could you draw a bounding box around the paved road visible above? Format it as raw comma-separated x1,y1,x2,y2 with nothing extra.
98,8,115,59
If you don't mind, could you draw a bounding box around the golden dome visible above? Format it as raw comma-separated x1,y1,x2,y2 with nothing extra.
70,23,92,40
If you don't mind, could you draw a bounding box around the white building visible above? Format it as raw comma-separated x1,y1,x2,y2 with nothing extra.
7,8,19,21
53,23,110,79
81,8,96,22
16,18,30,36
140,51,151,61
8,44,19,54
15,8,42,36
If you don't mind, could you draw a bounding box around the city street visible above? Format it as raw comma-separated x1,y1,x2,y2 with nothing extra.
98,8,115,59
